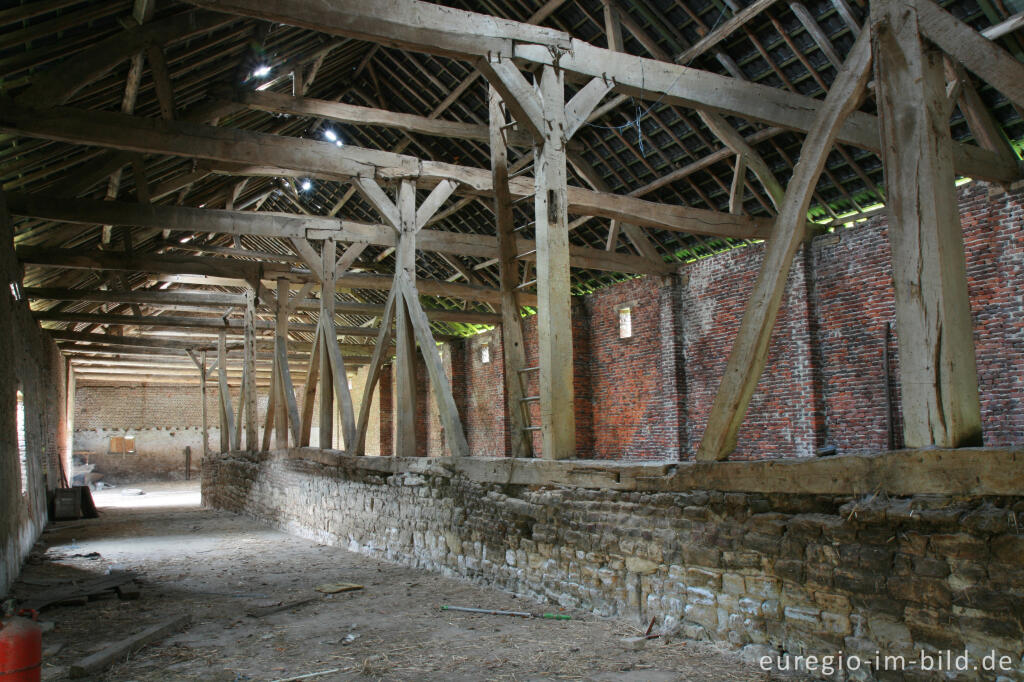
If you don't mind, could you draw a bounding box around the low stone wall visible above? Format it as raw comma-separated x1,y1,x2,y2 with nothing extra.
203,452,1024,681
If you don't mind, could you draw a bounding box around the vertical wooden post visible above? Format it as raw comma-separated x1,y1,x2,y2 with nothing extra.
218,331,234,452
534,64,575,460
319,239,335,449
274,277,290,450
394,180,418,457
872,0,983,448
489,88,533,459
243,286,258,451
65,364,76,486
199,350,208,458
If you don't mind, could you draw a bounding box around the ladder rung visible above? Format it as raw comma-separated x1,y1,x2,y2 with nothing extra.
518,366,540,373
512,194,533,205
517,279,537,289
515,249,536,259
513,221,535,232
519,396,540,402
509,163,534,178
523,426,541,432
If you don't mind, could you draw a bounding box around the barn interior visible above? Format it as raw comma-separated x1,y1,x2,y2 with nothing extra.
2,0,1024,679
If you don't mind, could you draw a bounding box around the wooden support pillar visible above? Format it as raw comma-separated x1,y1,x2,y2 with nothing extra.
199,350,208,458
218,330,235,452
319,239,335,449
534,65,575,460
243,286,257,451
274,277,290,450
394,181,418,457
872,0,983,448
65,363,75,486
489,87,533,459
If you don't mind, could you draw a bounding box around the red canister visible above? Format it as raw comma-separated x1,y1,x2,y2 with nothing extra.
0,610,41,682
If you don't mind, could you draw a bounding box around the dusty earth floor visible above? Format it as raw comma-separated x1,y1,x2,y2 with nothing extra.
10,481,785,681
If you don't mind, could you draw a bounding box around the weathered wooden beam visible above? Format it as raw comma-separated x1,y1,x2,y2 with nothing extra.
217,331,234,452
8,193,674,276
0,102,778,235
286,447,1024,496
17,245,279,282
534,65,575,461
490,89,533,459
916,0,1024,110
676,0,780,64
697,28,872,461
190,0,1019,183
355,287,397,455
152,271,536,307
25,287,503,324
35,310,380,336
234,89,535,147
872,0,983,448
397,273,469,457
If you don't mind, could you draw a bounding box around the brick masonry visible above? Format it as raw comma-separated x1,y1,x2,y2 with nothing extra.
204,453,1024,681
409,182,1024,460
1,194,68,596
77,184,1024,462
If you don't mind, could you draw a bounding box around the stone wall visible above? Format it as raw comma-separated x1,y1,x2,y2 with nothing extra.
204,452,1024,681
1,194,68,596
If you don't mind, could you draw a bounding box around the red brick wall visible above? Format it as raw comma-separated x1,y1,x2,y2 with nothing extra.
449,182,1024,460
585,276,685,459
457,332,509,458
680,244,820,459
811,219,901,453
963,184,1024,447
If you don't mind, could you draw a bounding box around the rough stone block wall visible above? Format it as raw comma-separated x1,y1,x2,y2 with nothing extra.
2,194,68,596
204,454,1024,681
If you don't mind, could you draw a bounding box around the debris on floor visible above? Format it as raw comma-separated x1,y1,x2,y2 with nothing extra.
313,582,363,594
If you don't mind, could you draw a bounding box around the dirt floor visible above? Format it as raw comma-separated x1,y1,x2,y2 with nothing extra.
9,481,783,681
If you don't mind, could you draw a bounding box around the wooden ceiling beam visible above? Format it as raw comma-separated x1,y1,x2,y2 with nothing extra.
26,287,503,324
37,310,381,336
0,101,773,239
182,0,1018,184
7,193,678,275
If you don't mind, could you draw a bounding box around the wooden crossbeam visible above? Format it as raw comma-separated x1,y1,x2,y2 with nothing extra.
234,89,536,147
0,102,776,236
7,193,682,275
24,287,503,324
916,0,1024,110
35,310,380,336
19,245,537,306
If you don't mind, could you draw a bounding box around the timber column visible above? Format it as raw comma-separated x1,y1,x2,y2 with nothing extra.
534,65,575,460
872,0,983,448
